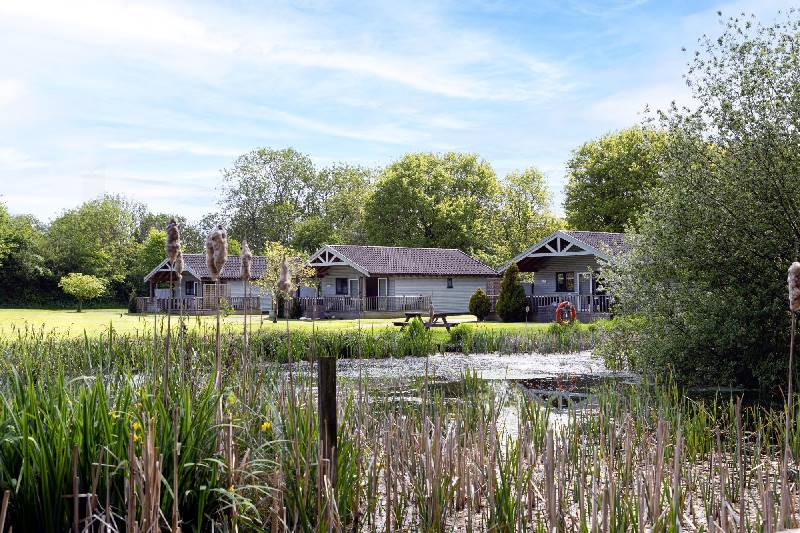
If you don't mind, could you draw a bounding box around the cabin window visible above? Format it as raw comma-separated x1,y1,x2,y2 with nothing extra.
446,277,453,289
335,278,348,295
185,281,196,296
556,272,575,292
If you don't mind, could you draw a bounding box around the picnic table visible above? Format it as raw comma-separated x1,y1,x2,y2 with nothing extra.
393,311,453,331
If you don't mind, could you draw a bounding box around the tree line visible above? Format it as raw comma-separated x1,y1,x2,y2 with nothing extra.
0,138,665,307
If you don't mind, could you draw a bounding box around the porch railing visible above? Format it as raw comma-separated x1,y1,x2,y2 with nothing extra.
487,294,611,316
294,295,433,316
135,296,260,314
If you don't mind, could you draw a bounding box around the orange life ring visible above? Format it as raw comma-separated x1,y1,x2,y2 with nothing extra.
555,301,576,324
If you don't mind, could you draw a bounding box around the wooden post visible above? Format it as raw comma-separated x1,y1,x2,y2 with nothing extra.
318,356,337,493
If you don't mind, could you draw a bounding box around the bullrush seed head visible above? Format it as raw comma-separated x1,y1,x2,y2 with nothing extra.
240,240,252,282
789,262,800,312
174,250,184,282
205,225,228,281
278,255,291,294
165,217,181,265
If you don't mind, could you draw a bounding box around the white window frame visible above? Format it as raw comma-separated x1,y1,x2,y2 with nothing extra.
378,278,388,296
348,278,359,297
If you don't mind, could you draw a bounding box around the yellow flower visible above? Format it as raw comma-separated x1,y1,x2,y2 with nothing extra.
228,484,235,492
132,421,142,433
109,410,119,421
260,420,271,433
227,393,236,406
133,433,143,443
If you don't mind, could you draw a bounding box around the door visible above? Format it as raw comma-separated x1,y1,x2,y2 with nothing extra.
378,278,388,310
578,272,592,311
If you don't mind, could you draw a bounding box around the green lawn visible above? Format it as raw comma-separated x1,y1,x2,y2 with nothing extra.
0,308,565,338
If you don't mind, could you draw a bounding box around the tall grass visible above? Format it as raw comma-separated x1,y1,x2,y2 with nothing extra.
0,325,797,530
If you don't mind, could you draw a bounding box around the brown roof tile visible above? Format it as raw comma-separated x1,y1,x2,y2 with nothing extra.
327,245,497,276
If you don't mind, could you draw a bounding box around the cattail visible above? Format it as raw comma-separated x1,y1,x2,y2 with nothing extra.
789,262,800,312
165,217,181,265
278,255,291,293
205,225,228,281
174,250,184,282
240,240,252,282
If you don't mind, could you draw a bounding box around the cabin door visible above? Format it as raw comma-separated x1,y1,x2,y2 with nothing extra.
578,272,592,311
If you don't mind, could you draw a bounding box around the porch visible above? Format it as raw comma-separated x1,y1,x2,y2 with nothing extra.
134,294,434,317
488,294,611,322
294,295,433,318
135,296,261,314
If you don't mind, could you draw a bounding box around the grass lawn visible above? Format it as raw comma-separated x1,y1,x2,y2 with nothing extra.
0,308,575,339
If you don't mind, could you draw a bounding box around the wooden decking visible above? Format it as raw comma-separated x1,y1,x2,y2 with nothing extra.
135,296,260,314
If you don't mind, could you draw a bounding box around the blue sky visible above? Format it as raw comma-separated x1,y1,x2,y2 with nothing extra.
0,0,792,222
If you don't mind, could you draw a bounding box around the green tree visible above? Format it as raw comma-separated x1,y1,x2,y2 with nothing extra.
496,264,526,322
45,195,137,282
129,229,167,292
564,126,668,232
252,242,317,322
364,152,499,258
604,13,800,389
58,273,108,312
0,207,53,304
468,288,491,321
496,168,565,259
221,147,317,249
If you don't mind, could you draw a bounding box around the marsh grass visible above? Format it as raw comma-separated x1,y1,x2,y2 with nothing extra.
0,324,797,530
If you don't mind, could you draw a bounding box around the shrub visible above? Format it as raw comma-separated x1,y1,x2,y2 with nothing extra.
469,288,491,321
448,324,474,351
496,264,526,322
127,289,138,314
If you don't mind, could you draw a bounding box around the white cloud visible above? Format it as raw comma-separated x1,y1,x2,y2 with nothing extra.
0,147,48,169
585,82,694,128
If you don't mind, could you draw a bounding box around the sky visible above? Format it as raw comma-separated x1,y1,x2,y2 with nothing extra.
0,0,793,222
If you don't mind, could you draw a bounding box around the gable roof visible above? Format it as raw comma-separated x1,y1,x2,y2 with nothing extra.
561,231,631,256
309,245,497,277
144,254,270,282
500,230,629,272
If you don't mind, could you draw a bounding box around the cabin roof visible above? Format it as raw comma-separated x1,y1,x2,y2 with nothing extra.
309,244,497,277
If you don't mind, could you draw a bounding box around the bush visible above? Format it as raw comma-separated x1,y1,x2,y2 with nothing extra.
469,288,491,321
448,324,474,351
127,289,138,314
496,264,526,322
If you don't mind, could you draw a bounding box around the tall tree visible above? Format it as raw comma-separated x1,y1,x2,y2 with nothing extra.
604,12,800,389
364,152,499,258
220,147,317,250
496,168,565,258
564,126,668,232
0,207,52,304
45,195,137,285
292,164,376,252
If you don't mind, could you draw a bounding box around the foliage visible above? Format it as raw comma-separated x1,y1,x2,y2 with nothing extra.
496,264,526,322
447,323,473,350
495,168,565,258
0,206,53,304
220,147,318,250
468,288,491,321
127,288,138,314
45,195,137,282
58,273,108,311
364,152,500,260
564,126,668,232
604,12,800,389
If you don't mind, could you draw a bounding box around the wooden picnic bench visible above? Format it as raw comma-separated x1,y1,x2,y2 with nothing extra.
393,311,453,332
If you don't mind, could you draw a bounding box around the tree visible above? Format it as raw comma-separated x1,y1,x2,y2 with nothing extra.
364,152,499,259
496,264,526,322
58,273,107,312
564,127,668,232
252,242,317,321
128,229,166,293
469,288,491,321
496,168,565,259
45,195,137,284
0,207,53,304
221,148,317,250
604,12,800,389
